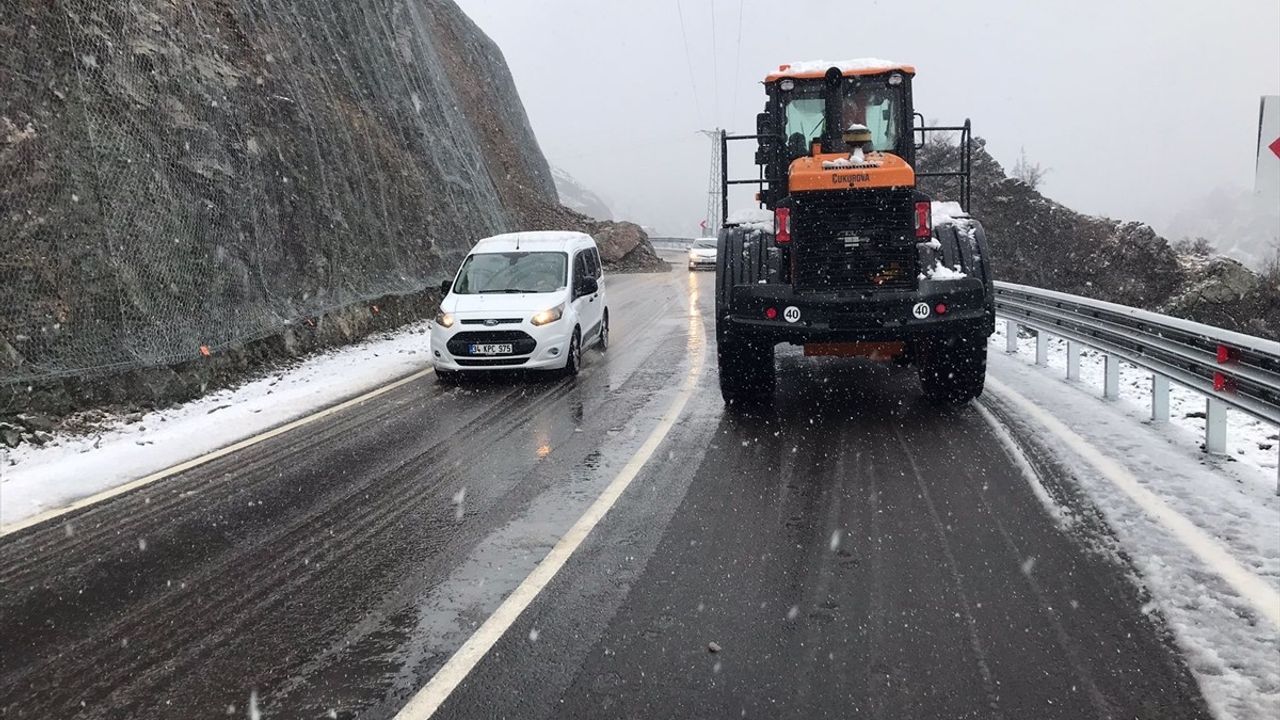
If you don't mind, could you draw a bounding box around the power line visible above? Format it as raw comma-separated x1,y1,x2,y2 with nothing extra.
730,0,744,119
673,0,704,125
710,0,719,125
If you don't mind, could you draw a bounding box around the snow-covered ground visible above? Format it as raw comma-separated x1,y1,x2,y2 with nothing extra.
986,331,1280,719
992,322,1279,479
0,323,436,528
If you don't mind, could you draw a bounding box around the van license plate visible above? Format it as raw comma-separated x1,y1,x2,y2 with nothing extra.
470,343,513,355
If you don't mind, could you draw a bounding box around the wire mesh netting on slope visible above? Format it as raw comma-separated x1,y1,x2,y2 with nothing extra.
1,0,549,385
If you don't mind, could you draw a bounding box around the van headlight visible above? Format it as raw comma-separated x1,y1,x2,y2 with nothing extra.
435,310,455,328
531,303,564,326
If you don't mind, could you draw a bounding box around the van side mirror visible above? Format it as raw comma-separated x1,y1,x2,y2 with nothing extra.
439,279,452,296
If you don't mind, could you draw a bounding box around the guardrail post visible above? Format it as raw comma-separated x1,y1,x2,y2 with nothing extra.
1204,397,1227,455
1066,341,1080,381
1035,332,1048,366
1005,320,1018,353
1104,355,1120,399
1151,374,1170,422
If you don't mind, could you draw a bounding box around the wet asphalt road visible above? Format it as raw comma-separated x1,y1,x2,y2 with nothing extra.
0,264,1210,719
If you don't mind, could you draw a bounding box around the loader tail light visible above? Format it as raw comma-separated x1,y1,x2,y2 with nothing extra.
775,207,791,244
914,201,932,238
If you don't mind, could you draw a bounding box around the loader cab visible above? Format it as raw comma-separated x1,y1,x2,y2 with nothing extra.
756,64,917,208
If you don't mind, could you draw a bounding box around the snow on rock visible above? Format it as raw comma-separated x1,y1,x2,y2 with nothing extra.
774,58,904,76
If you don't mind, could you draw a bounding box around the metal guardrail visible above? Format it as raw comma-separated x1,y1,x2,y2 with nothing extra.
649,238,695,251
994,281,1280,486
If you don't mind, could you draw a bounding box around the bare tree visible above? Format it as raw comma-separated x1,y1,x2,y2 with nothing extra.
1172,236,1215,256
1011,146,1049,190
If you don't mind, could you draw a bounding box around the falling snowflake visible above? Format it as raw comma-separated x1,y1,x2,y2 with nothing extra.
138,537,148,551
528,627,540,642
452,487,467,520
786,605,799,621
1020,557,1037,575
248,690,261,720
829,530,842,552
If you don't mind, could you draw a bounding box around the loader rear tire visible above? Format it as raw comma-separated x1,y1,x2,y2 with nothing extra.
918,333,987,404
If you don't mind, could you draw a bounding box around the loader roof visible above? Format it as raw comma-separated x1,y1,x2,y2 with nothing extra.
765,58,915,83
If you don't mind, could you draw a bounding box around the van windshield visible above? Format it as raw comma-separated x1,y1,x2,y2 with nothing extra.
452,251,568,294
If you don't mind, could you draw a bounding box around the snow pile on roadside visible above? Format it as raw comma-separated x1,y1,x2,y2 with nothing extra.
993,323,1277,474
986,333,1279,719
0,323,436,527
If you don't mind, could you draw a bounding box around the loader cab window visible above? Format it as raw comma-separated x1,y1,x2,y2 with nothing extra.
837,82,901,153
778,78,905,159
784,97,826,159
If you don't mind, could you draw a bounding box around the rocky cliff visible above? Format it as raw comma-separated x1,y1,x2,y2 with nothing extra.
552,167,614,221
0,0,662,433
918,138,1279,340
0,0,661,394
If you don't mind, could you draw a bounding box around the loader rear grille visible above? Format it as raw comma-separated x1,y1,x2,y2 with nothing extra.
792,189,917,292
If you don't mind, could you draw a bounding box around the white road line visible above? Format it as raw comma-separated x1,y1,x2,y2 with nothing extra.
973,402,1067,525
0,367,435,538
984,375,1280,629
393,289,706,720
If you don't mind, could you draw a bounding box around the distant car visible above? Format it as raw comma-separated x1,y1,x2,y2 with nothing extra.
688,237,718,270
431,232,608,381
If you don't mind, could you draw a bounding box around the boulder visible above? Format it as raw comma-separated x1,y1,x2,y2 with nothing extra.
589,221,665,271
0,422,21,448
591,221,649,264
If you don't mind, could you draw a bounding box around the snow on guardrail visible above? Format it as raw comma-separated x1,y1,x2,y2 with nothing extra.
994,282,1280,489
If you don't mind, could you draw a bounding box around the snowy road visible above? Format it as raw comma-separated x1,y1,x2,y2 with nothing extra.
0,263,1256,719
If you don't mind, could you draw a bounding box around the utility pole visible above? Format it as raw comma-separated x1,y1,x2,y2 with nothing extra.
697,129,724,238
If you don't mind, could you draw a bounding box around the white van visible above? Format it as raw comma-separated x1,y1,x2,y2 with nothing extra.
430,231,608,381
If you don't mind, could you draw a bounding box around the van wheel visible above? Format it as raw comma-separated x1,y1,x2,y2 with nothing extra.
562,329,582,377
597,311,609,351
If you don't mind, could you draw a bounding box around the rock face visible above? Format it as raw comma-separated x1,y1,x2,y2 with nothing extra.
1163,257,1280,339
552,166,614,221
0,0,662,394
918,138,1279,340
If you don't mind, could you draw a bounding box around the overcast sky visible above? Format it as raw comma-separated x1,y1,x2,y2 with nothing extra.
454,0,1280,237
